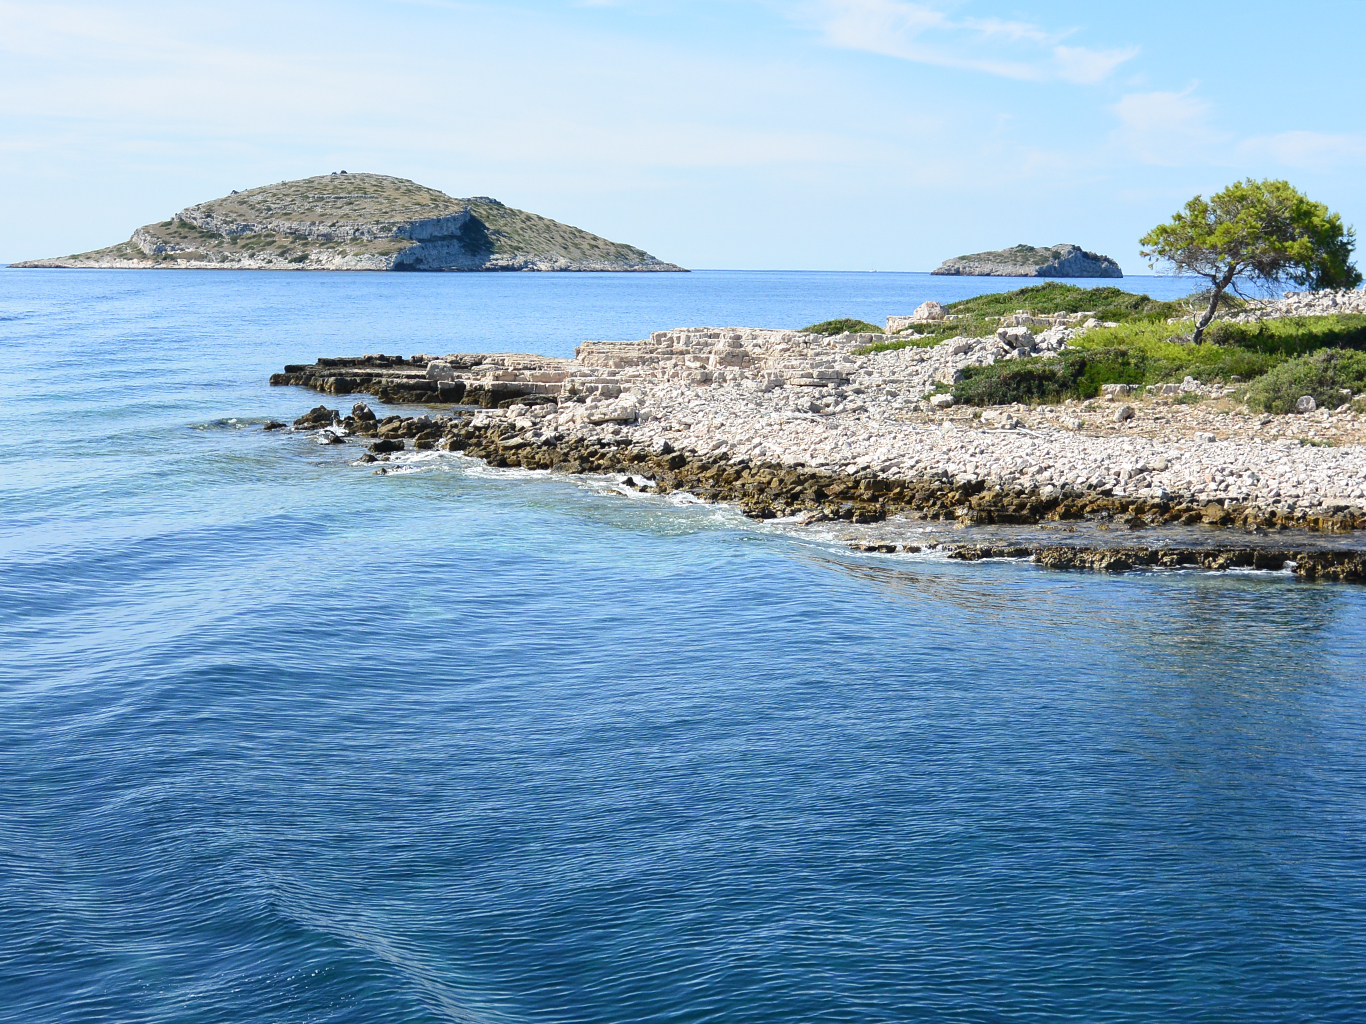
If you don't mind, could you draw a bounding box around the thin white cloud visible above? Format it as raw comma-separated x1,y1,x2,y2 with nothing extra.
1109,88,1229,165
1239,131,1366,170
1110,89,1366,173
795,0,1137,84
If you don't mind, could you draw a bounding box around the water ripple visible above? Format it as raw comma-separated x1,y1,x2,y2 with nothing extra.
2,270,1365,1024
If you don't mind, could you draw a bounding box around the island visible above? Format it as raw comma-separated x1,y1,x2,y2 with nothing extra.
933,243,1122,278
12,172,685,272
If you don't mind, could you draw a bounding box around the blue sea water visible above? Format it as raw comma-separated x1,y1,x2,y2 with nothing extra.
2,269,1365,1024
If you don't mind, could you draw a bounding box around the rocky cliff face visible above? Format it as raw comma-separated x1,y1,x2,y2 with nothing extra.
933,244,1121,278
14,173,684,272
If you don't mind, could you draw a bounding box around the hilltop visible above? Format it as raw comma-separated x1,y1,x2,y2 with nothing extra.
13,173,684,272
933,243,1121,278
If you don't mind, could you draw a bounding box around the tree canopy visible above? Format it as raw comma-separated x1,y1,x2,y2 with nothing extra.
1140,179,1361,343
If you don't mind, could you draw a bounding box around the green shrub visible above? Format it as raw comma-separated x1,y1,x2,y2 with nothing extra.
804,318,883,335
1244,349,1366,413
1203,314,1366,356
953,348,1152,405
1067,321,1279,382
952,360,1073,405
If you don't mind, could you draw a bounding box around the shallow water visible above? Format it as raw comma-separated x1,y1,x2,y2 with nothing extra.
3,270,1365,1023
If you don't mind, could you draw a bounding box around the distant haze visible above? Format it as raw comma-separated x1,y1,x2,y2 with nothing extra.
2,0,1364,272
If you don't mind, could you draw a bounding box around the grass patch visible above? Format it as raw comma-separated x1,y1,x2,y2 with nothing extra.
1244,349,1366,413
804,318,883,335
859,333,943,353
869,320,969,346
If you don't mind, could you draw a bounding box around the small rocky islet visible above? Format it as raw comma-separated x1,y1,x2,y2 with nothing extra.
934,243,1122,278
268,286,1366,583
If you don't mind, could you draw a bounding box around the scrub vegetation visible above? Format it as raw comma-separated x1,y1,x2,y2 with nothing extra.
803,318,884,335
952,313,1366,406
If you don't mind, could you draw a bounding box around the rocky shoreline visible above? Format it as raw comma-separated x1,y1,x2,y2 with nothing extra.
273,399,1366,582
268,299,1366,582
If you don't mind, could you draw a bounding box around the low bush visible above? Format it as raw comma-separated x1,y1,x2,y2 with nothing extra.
1203,314,1366,356
953,348,1153,405
1244,349,1366,413
1068,321,1279,382
952,338,1286,406
804,318,883,335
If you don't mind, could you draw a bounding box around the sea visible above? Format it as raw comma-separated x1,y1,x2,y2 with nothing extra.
3,269,1364,1023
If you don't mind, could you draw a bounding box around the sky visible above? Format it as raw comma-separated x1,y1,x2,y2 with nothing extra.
3,0,1364,271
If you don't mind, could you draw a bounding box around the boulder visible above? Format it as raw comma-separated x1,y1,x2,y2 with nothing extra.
912,300,945,321
996,325,1035,352
426,359,455,381
1114,405,1135,423
293,405,339,428
583,398,640,424
1296,395,1317,414
929,394,955,410
351,402,377,422
369,438,405,453
1034,327,1072,353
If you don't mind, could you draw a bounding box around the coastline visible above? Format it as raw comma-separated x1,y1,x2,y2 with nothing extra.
9,256,686,272
269,318,1366,580
273,402,1366,581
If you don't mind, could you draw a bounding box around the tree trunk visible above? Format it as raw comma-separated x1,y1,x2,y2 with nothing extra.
1192,268,1238,344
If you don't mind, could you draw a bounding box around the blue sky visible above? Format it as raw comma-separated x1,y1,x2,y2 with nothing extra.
3,0,1364,271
